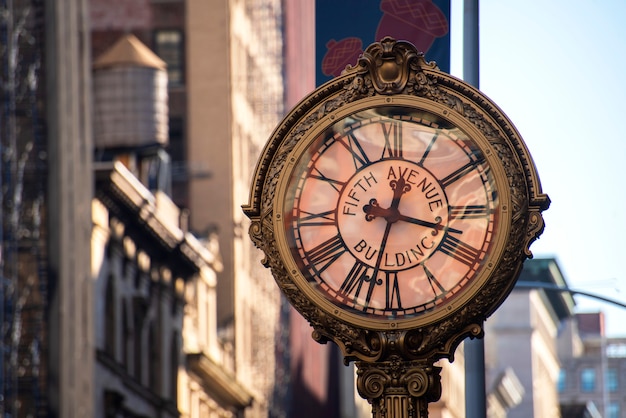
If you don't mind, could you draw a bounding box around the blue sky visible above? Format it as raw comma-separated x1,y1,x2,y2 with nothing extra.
448,1,626,336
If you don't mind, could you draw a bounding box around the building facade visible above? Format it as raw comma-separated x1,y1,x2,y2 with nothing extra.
1,0,94,415
186,0,285,416
559,312,626,418
94,159,247,418
91,31,249,417
1,0,251,412
281,1,347,416
90,0,286,416
484,257,576,418
429,353,466,418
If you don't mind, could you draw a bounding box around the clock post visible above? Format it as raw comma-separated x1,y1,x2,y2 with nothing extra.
243,38,549,417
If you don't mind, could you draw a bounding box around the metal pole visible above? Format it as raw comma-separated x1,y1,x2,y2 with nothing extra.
462,1,487,417
465,338,486,418
515,282,626,309
463,0,480,88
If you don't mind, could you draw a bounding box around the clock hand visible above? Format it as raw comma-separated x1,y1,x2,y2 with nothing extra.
389,176,411,210
363,200,462,235
396,215,463,235
361,177,411,308
362,177,411,223
365,219,392,308
363,199,394,222
389,176,462,234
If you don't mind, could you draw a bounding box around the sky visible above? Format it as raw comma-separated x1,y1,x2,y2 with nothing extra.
448,0,626,337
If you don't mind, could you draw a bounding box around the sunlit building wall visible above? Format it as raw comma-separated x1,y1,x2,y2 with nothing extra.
90,30,246,416
186,0,284,416
485,258,575,418
429,351,466,418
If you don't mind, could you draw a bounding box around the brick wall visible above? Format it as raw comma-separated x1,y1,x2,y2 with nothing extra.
90,0,152,31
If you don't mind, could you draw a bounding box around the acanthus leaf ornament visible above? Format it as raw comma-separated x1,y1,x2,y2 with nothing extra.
348,37,430,95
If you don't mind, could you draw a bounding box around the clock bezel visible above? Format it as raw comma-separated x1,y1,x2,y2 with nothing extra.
274,95,512,331
244,38,549,362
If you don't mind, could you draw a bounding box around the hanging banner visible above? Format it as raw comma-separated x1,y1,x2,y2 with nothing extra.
316,0,450,86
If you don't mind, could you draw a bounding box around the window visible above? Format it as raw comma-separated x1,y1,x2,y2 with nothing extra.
154,30,184,86
134,311,143,382
122,301,130,369
606,401,620,418
170,333,179,402
580,368,596,392
557,369,566,392
140,148,172,194
167,117,184,162
149,323,160,393
105,274,116,358
167,117,185,180
606,368,619,392
607,343,626,358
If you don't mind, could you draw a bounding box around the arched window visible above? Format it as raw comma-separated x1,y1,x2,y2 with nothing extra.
104,273,116,358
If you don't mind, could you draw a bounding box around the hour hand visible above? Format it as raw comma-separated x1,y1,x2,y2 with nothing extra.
363,199,394,222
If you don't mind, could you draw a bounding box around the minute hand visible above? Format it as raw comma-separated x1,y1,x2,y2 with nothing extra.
396,214,463,235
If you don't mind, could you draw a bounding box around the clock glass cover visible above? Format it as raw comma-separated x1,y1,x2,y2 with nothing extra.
281,105,500,321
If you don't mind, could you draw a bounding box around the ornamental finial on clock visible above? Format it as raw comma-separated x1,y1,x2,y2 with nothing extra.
351,37,437,95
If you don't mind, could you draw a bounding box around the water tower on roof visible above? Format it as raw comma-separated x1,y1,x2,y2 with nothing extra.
93,34,172,195
93,34,168,149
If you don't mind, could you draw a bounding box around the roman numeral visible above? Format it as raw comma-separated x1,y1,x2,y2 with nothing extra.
439,235,481,267
306,234,346,274
423,264,446,297
385,271,402,310
440,156,485,188
298,210,336,227
449,205,490,219
381,121,403,159
338,132,371,169
339,261,372,301
418,132,439,165
309,167,345,193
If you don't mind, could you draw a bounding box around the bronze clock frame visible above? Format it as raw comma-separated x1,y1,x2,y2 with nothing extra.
243,38,548,416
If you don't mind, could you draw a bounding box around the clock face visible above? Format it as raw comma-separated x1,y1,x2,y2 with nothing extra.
279,104,502,324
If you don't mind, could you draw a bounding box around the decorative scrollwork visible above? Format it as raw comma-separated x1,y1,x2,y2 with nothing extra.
355,358,442,417
524,210,547,257
353,37,424,94
243,37,548,369
357,367,388,399
405,369,429,398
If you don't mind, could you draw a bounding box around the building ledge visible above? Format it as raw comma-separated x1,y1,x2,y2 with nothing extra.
187,352,252,410
95,161,223,275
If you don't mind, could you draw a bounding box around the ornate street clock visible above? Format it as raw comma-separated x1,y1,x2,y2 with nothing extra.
243,38,549,417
